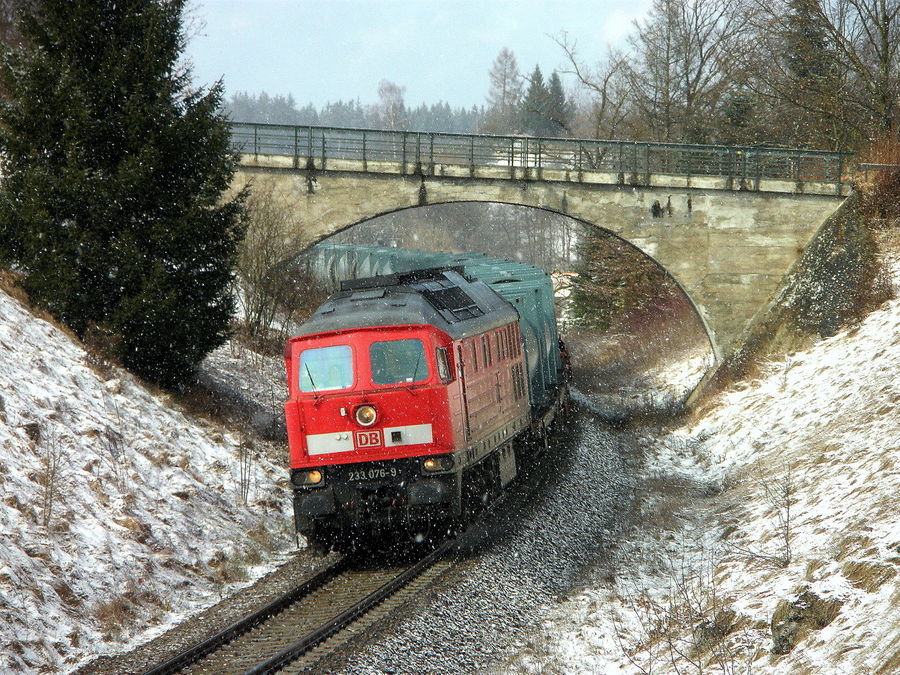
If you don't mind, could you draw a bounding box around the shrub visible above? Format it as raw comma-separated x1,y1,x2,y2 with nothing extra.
858,134,900,222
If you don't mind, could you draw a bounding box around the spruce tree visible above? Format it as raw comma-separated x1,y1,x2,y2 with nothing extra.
521,65,552,136
779,0,843,147
547,71,573,136
0,0,245,388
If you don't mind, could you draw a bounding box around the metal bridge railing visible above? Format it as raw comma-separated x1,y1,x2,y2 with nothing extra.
229,122,851,186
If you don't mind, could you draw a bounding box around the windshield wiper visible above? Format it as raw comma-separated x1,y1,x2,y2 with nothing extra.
405,351,422,396
304,364,321,405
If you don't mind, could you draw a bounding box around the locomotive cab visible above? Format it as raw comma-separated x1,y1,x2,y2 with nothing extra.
285,324,458,462
285,322,462,544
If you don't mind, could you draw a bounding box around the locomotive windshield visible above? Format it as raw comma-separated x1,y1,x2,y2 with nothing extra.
370,339,429,385
299,345,353,392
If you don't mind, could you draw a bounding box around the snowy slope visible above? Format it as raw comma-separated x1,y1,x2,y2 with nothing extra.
511,255,900,674
0,290,295,673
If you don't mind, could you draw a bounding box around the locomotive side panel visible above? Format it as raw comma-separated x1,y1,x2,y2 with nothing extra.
456,323,530,452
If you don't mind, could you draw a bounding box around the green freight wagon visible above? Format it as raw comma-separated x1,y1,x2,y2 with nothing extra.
305,242,563,417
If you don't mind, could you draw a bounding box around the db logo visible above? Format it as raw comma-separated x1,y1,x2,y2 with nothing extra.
355,430,382,448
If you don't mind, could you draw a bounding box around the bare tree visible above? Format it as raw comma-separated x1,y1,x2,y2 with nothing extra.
741,0,862,149
802,0,898,137
728,460,796,568
555,33,631,141
235,178,316,342
614,544,762,674
372,79,409,131
742,0,898,149
0,0,29,47
238,429,253,506
38,427,63,527
485,47,524,133
623,0,751,143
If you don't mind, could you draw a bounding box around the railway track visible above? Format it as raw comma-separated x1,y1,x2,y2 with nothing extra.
141,540,453,675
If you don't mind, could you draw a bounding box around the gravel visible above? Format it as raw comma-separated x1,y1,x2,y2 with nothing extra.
323,392,643,674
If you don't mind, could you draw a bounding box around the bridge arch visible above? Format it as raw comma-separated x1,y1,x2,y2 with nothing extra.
310,200,722,363
233,161,844,358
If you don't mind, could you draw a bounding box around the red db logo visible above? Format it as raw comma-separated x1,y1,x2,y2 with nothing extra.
355,430,382,448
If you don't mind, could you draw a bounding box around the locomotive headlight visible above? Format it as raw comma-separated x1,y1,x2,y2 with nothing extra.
291,469,324,487
355,405,377,427
423,455,454,473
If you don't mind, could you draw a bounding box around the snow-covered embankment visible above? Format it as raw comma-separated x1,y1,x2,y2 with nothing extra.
516,252,900,674
0,288,293,672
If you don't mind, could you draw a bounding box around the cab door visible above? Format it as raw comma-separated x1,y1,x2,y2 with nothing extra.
456,345,471,441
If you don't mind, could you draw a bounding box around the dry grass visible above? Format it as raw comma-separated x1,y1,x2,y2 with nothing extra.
93,595,134,638
857,135,900,222
206,549,261,584
841,561,897,593
836,535,878,561
876,648,900,675
81,323,121,379
0,268,27,302
770,589,843,655
52,580,82,610
0,268,82,343
172,380,235,429
93,583,168,640
114,515,152,544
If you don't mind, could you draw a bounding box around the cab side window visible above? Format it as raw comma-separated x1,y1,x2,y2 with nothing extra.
436,347,452,383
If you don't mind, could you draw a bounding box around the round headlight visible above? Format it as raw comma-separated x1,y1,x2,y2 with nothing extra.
355,405,377,426
423,455,454,473
291,469,324,487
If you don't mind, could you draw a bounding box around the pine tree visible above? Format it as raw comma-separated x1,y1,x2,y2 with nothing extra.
0,0,245,388
547,71,573,136
717,91,766,145
521,65,553,136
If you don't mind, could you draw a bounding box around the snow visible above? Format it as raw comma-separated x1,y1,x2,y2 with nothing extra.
0,290,295,672
512,253,900,673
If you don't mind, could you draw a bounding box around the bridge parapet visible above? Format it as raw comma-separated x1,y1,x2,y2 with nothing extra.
230,122,852,196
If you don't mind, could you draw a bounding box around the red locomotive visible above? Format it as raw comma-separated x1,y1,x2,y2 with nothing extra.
283,266,564,551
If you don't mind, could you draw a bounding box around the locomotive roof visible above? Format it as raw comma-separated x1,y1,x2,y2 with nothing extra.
296,267,519,340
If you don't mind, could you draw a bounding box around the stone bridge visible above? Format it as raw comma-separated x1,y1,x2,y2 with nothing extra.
228,123,851,360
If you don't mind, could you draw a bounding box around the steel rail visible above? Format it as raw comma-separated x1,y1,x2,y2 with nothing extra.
243,539,454,675
140,554,355,675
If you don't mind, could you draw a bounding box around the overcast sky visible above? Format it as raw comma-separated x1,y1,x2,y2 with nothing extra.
185,0,653,109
